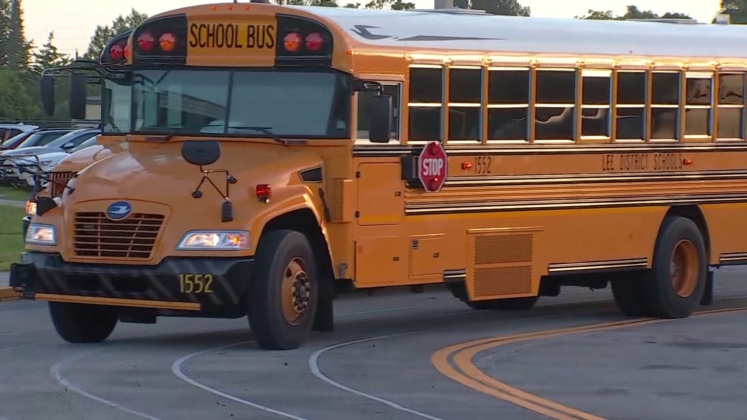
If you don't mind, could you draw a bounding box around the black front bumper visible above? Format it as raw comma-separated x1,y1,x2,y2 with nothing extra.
10,252,254,311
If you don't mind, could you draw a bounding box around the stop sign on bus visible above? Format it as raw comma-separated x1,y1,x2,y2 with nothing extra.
418,141,448,192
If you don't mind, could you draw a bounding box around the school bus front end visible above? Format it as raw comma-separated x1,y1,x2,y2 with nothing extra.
11,3,394,351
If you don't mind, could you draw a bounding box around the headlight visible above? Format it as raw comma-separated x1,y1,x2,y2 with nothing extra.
25,200,36,216
176,230,249,250
26,223,56,245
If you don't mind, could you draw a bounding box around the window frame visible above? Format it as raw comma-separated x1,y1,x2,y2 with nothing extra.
407,64,445,144
486,66,532,144
715,72,747,142
580,69,613,142
682,71,714,141
447,65,484,144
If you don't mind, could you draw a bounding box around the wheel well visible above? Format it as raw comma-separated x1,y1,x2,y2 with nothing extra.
664,205,711,261
260,209,334,281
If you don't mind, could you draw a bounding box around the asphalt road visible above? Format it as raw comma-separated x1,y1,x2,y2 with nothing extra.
1,268,747,420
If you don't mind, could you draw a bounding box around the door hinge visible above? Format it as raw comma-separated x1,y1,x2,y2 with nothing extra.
355,171,361,178
355,211,360,218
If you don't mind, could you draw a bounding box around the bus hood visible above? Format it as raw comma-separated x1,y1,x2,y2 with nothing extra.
63,141,324,221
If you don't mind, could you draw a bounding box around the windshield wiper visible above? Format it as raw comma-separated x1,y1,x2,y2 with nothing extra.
145,132,179,142
227,126,288,145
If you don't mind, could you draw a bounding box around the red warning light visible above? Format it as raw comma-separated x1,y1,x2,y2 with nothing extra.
305,32,323,51
138,32,155,51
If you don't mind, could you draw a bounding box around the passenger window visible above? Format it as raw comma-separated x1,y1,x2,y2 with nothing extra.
356,84,401,143
651,72,680,140
535,69,576,141
408,66,443,142
487,68,530,142
448,67,482,142
717,73,745,140
616,71,647,141
581,70,612,139
684,73,713,138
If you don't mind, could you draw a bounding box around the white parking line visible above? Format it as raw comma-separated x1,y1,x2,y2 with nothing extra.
172,341,310,420
50,350,162,420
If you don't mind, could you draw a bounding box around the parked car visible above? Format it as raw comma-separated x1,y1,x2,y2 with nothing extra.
0,124,38,147
16,135,99,188
1,129,98,186
8,128,72,149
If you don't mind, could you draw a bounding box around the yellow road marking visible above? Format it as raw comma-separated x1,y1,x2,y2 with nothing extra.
432,306,747,420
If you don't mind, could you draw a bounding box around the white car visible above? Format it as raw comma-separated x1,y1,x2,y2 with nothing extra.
14,136,99,188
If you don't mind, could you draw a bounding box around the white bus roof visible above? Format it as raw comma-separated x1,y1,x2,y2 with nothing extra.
292,6,747,60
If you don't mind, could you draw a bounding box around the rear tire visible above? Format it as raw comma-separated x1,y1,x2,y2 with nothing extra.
644,216,707,319
49,302,119,343
248,230,319,350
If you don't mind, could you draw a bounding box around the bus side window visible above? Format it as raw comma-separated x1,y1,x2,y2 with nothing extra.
356,83,400,144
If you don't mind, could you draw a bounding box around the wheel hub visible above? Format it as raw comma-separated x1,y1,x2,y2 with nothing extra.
281,258,312,326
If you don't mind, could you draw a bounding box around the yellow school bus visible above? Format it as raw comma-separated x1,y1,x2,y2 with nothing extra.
13,2,747,350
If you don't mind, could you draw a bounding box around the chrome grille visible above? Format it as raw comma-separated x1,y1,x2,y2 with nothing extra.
49,171,75,197
73,212,164,259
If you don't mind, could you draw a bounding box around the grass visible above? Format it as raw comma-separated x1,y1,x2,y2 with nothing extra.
0,185,31,202
0,205,26,271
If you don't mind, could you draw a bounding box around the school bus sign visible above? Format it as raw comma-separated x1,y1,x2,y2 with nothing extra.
419,141,448,192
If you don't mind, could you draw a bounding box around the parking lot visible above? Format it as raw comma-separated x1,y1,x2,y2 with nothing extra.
2,267,747,420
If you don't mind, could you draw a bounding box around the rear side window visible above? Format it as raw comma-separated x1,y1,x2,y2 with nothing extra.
38,132,66,145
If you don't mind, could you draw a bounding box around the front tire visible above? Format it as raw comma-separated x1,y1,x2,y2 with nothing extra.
49,302,119,343
248,230,319,350
644,216,708,319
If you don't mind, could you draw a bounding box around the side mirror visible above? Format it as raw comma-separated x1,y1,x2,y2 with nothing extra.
368,94,392,144
39,77,55,117
68,73,88,120
62,142,75,149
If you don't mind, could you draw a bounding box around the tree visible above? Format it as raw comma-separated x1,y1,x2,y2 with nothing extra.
84,9,148,60
7,0,32,70
32,32,70,74
455,0,531,16
390,0,415,11
576,5,691,20
0,69,37,120
718,0,747,24
344,2,360,7
0,0,10,67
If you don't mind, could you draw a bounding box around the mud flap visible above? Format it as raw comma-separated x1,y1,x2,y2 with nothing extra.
700,270,714,306
312,275,335,332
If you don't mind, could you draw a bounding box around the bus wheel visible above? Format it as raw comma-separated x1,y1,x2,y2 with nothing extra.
468,296,539,311
644,216,707,319
611,276,651,317
248,230,318,350
49,302,119,343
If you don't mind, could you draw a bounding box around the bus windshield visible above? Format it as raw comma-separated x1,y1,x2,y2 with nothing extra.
132,69,351,138
103,73,132,134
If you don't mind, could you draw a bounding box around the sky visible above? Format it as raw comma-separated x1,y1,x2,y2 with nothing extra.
23,0,723,56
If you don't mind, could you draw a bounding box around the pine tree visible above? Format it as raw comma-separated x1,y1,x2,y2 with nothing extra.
0,0,10,67
84,9,148,60
7,0,32,70
33,32,71,74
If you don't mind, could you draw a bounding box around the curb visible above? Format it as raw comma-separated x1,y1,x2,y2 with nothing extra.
0,287,20,302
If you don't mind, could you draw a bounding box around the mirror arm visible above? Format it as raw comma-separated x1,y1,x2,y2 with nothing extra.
353,79,385,94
